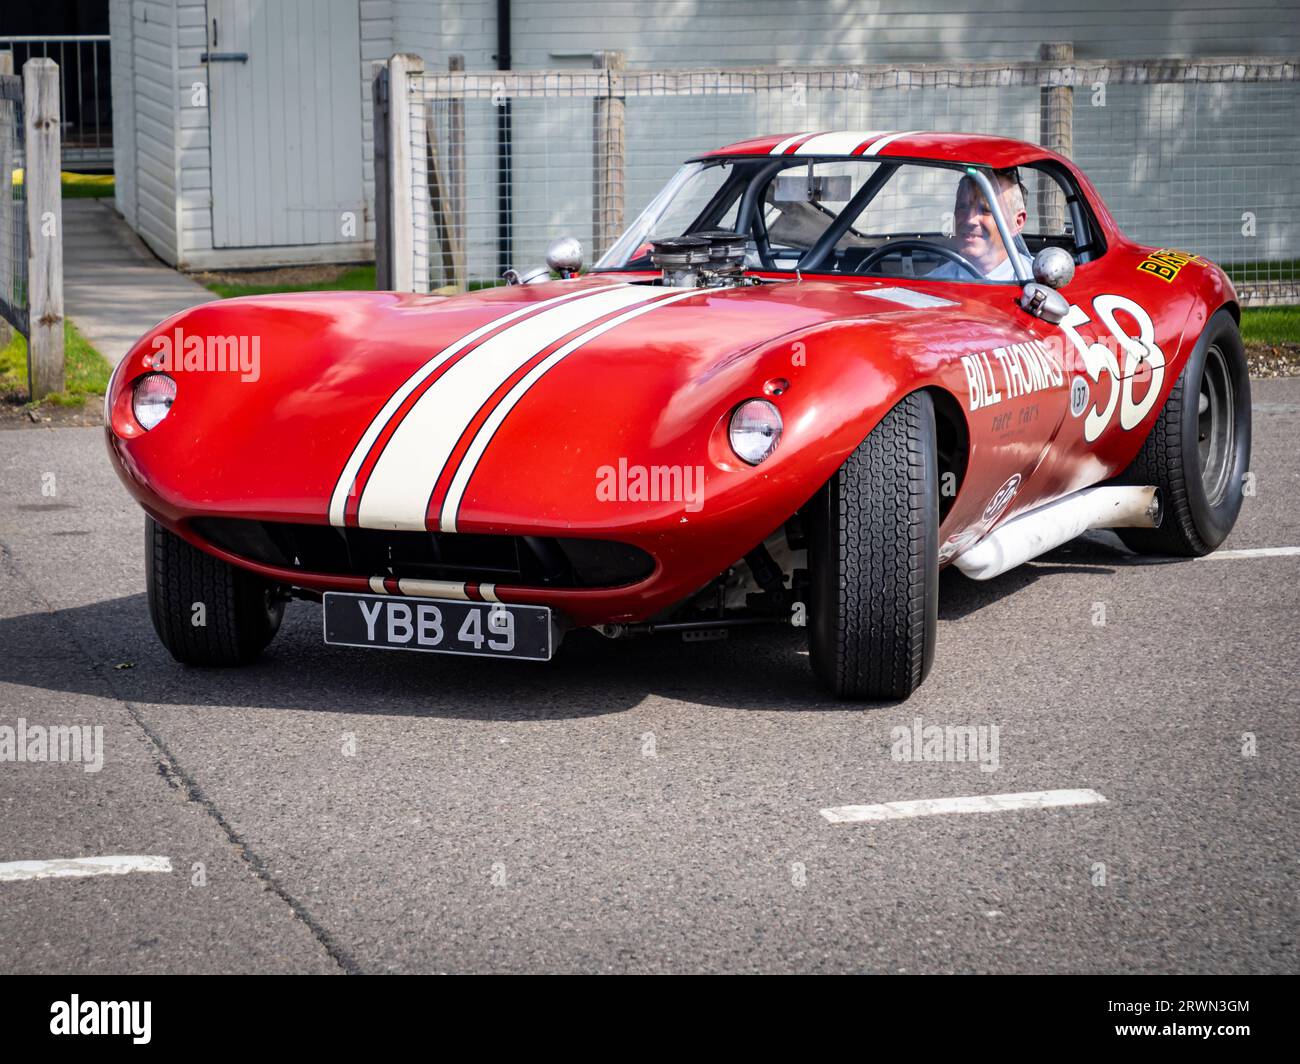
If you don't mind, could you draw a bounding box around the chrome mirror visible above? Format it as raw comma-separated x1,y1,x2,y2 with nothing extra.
1032,245,1075,289
1019,281,1071,324
545,235,583,278
503,266,549,286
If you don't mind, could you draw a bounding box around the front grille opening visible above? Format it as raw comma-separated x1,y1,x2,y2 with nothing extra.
189,518,655,589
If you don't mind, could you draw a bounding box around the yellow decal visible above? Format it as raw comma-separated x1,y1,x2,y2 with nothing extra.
1136,248,1202,283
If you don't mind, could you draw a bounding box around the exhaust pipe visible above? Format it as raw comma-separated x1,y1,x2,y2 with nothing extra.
953,485,1160,581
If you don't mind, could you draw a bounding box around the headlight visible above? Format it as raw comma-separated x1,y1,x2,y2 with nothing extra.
728,398,782,465
132,373,176,431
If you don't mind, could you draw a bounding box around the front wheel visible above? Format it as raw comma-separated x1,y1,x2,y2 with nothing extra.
807,390,939,700
146,517,285,665
1114,308,1251,556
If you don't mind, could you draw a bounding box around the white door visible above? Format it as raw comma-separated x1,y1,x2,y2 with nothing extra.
206,0,364,249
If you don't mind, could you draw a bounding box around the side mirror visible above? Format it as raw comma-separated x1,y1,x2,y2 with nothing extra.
545,236,583,279
1031,245,1075,289
503,266,550,286
1019,282,1070,324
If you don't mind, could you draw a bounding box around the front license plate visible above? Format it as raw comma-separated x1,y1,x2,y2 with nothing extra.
323,592,554,661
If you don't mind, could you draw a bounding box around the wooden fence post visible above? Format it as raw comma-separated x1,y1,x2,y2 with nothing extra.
24,57,63,399
372,61,391,290
423,59,463,292
1038,41,1074,236
448,54,466,292
593,50,626,260
388,53,425,293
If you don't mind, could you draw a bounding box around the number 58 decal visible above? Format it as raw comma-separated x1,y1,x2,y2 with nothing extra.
1056,294,1166,443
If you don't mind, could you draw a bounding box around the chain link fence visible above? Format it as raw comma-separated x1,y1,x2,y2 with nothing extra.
0,59,27,335
380,53,1299,305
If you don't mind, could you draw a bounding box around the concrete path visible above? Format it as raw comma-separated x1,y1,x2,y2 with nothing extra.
63,199,218,367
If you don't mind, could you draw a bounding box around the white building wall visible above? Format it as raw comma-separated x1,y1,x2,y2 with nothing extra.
384,0,1300,284
360,0,396,245
107,1,1297,272
175,0,210,264
109,0,136,229
506,0,1300,67
116,0,180,264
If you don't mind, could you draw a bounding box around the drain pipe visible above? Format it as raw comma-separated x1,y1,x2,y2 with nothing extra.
954,485,1161,581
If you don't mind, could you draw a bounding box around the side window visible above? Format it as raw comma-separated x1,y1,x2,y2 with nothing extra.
1019,164,1105,263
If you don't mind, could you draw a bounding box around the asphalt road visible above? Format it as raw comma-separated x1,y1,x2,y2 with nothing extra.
1,381,1297,974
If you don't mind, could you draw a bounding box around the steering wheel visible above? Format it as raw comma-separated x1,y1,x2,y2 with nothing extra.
853,239,983,279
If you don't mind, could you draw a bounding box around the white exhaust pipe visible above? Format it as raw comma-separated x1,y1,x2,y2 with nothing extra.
953,485,1161,581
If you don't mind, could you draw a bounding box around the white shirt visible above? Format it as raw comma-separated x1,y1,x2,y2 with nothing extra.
925,250,1035,283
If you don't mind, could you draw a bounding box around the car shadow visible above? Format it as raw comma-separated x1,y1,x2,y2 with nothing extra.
0,533,1192,721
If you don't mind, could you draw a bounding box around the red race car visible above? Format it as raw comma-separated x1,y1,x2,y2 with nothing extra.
104,131,1250,700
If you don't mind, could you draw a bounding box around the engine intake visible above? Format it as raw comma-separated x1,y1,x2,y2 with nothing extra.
651,231,749,288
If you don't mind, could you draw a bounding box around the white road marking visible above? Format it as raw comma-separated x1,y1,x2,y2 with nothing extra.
820,788,1108,824
1197,546,1300,560
0,855,173,882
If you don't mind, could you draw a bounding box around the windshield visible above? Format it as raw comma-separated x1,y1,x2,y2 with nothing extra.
595,156,1038,284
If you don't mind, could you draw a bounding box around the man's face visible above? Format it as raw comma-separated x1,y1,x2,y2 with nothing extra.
953,178,1024,272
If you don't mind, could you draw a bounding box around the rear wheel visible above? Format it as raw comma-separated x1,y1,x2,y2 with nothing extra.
146,516,285,665
1115,309,1251,556
808,391,939,700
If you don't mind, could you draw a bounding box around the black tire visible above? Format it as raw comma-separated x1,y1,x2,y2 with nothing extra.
1114,309,1251,557
146,516,285,665
808,390,939,700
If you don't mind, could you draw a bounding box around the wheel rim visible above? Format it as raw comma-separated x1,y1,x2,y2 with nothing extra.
1197,343,1235,506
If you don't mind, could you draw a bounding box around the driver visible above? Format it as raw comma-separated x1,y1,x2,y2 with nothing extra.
927,169,1034,282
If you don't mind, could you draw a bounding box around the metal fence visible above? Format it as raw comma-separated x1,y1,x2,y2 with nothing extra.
378,52,1299,306
0,36,111,169
0,56,26,335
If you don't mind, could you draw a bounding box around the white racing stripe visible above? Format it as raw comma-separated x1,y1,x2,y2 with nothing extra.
357,285,669,531
1196,546,1300,560
328,285,618,526
792,130,892,155
439,289,700,532
820,788,1108,824
860,129,925,155
0,855,173,882
769,132,814,154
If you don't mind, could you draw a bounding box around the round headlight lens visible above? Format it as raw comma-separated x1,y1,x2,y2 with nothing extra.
729,398,783,465
132,373,176,431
